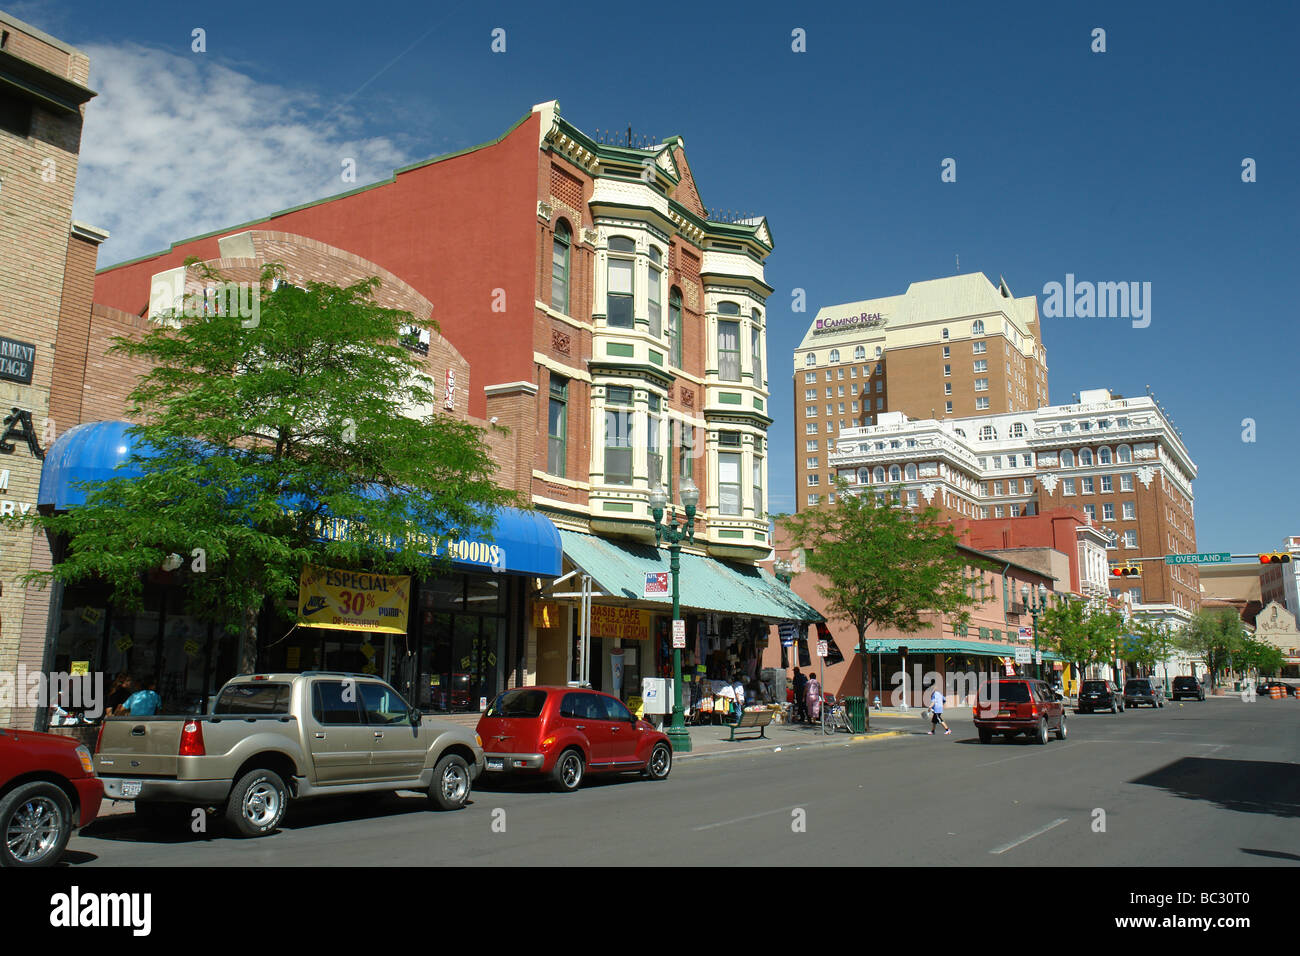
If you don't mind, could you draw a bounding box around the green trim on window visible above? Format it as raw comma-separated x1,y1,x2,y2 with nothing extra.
718,392,743,405
752,397,764,411
648,350,664,366
602,501,635,513
716,529,745,539
755,532,767,542
606,343,635,358
978,627,990,640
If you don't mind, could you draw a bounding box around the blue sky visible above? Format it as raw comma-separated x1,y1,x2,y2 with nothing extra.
20,0,1298,555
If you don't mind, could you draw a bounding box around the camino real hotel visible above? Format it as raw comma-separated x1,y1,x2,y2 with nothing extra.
792,273,1201,633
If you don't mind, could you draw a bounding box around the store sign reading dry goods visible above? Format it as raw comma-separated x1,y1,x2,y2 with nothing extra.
0,337,35,385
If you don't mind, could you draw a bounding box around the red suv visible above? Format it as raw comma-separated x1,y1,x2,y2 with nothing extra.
0,727,104,867
974,678,1067,745
476,687,673,792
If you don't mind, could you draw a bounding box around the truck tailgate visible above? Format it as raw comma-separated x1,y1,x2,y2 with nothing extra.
95,718,184,777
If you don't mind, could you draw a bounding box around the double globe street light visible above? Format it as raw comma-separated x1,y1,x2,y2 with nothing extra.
1021,583,1049,680
648,478,699,754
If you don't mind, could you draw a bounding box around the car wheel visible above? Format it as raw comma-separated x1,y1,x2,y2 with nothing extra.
0,781,72,867
429,754,471,811
1056,714,1067,740
978,728,992,744
642,742,672,781
551,748,584,793
225,768,288,838
1036,718,1049,745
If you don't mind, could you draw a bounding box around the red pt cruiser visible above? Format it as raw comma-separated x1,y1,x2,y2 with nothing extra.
476,687,673,791
0,727,104,867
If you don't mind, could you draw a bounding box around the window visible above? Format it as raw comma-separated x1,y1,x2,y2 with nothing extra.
1122,501,1135,520
826,405,833,416
889,465,902,482
838,402,846,414
826,388,833,398
1101,475,1113,492
606,237,635,327
807,473,820,487
875,363,882,375
875,347,882,357
1120,474,1134,491
0,91,32,138
312,681,365,725
805,372,816,384
1007,479,1019,494
647,248,663,337
1081,477,1094,494
944,364,951,377
360,682,410,725
837,368,845,380
805,406,815,418
1098,447,1112,465
668,289,683,367
751,310,763,382
1011,422,1026,438
1022,454,1033,467
1123,530,1138,548
806,457,819,468
718,301,741,316
829,349,840,363
971,320,985,335
1062,478,1075,495
1117,445,1132,463
806,423,818,434
944,383,952,395
753,460,763,516
945,401,953,413
1083,504,1096,520
808,494,820,505
905,464,918,480
551,221,571,313
647,394,663,486
1103,503,1115,521
973,359,987,373
604,386,633,485
972,341,986,354
548,376,568,476
806,353,816,367
806,440,819,452
942,327,949,340
851,366,858,378
854,346,866,360
1128,587,1142,603
1079,449,1093,466
994,506,1005,518
718,320,740,381
979,425,996,441
975,397,990,410
1061,450,1075,467
1024,477,1034,493
1010,504,1021,517
992,456,1002,469
907,490,919,508
876,398,884,410
942,346,950,358
805,389,816,401
718,452,742,514
838,385,845,397
993,481,1003,496
873,466,886,483
876,380,883,393
974,378,989,391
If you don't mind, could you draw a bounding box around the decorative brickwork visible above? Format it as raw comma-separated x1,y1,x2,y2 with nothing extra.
551,328,570,356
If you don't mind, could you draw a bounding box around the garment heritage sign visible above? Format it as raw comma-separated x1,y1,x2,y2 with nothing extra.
0,337,35,385
297,565,411,634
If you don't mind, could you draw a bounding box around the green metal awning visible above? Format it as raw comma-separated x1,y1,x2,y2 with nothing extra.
856,637,1063,661
558,530,823,623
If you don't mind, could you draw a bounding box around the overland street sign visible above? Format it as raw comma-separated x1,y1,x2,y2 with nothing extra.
1165,552,1232,565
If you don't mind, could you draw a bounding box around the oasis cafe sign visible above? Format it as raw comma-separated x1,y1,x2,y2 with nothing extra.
814,312,886,335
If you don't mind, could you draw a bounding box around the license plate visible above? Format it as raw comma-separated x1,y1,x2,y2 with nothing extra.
485,758,504,772
997,711,1011,718
122,780,142,798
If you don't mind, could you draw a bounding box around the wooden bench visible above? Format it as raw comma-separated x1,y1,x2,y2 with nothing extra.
727,708,775,741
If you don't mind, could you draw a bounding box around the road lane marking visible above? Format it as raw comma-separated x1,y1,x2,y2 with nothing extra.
990,817,1069,855
693,805,801,831
975,742,1081,768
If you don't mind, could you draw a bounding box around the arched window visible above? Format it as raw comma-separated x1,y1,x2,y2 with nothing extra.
905,463,918,481
805,353,816,366
829,349,840,363
979,425,996,441
1079,449,1093,466
718,301,741,315
669,288,683,367
1011,422,1026,438
942,328,949,340
972,320,985,335
647,246,663,337
1117,444,1132,463
858,468,870,485
874,467,885,483
1098,447,1112,465
854,346,866,360
889,465,902,482
551,220,572,314
954,428,966,438
875,346,882,358
606,236,636,327
1061,450,1075,467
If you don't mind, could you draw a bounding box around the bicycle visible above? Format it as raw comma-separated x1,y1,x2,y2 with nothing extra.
821,693,853,734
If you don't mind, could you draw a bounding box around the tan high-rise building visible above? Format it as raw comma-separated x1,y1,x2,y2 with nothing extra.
792,273,1048,510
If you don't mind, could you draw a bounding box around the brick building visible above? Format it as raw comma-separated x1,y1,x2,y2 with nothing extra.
0,11,99,727
793,273,1049,509
35,101,814,726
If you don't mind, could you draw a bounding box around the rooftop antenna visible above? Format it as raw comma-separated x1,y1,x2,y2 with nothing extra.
626,124,632,147
956,253,960,273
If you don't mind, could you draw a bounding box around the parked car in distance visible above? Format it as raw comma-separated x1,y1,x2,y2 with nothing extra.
1257,681,1297,698
1123,678,1165,708
974,678,1067,744
95,672,484,838
1171,676,1206,701
1078,679,1124,714
0,727,103,867
476,686,673,791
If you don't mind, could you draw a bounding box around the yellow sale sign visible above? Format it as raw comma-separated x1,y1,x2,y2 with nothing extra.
298,565,411,634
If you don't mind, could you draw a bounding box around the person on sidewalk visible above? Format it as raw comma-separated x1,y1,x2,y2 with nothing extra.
927,685,951,735
792,668,809,724
806,672,822,723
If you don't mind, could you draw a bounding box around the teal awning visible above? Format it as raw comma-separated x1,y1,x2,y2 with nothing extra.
558,530,822,623
856,637,1063,661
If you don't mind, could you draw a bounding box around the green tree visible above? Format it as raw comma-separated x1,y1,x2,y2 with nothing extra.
779,480,978,710
1041,599,1126,685
1131,618,1179,690
1236,636,1284,678
1179,609,1242,691
21,262,515,672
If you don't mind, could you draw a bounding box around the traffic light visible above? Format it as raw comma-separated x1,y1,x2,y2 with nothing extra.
1110,563,1142,578
1259,552,1293,564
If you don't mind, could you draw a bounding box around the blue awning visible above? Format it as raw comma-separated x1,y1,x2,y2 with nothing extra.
38,420,561,578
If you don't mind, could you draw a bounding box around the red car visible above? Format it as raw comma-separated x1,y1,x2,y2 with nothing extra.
476,687,673,791
0,727,104,867
973,678,1067,745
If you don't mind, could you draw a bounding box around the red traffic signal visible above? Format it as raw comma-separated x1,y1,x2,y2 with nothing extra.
1259,553,1293,564
1110,564,1142,577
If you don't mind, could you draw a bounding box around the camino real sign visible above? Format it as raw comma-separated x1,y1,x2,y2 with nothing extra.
297,565,411,634
813,312,886,335
0,337,35,385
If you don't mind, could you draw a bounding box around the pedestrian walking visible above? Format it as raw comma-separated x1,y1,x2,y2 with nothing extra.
792,667,808,724
927,685,951,735
806,672,822,722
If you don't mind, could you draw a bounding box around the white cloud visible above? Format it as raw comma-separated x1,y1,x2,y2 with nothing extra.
74,43,415,265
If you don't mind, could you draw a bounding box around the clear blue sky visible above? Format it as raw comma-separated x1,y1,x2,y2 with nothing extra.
25,0,1298,555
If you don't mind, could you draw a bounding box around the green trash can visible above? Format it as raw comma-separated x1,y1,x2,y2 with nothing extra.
845,697,867,734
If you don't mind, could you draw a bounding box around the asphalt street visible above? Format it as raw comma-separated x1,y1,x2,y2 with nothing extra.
62,697,1300,866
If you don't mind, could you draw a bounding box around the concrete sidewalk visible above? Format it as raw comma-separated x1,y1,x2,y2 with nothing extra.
674,714,925,761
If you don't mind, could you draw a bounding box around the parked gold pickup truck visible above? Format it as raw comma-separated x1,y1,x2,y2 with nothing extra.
94,672,484,837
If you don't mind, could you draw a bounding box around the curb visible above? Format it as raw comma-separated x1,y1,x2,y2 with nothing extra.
676,729,907,762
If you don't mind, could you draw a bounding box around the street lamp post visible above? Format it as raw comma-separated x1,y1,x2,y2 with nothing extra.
1022,583,1049,680
649,479,699,754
